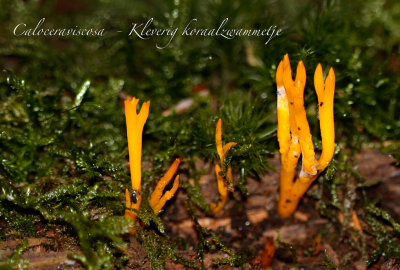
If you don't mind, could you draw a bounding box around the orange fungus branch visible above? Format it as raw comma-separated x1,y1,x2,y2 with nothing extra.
210,119,236,215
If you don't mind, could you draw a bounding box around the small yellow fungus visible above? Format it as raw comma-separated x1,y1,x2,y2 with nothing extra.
123,97,181,233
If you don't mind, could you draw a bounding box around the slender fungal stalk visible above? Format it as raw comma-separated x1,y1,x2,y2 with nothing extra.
210,119,236,215
124,97,150,223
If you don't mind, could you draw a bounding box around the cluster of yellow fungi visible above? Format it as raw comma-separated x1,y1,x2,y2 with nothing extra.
276,54,335,217
210,119,236,215
122,54,336,229
124,97,181,233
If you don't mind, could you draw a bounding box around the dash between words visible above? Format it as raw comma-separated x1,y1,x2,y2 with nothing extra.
129,18,282,49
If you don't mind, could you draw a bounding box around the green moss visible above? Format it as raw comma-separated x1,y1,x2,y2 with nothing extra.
323,250,339,270
365,204,400,266
275,234,297,265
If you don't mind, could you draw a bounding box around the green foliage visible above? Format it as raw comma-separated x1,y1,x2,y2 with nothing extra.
310,150,400,266
323,250,339,270
65,214,130,270
135,226,200,270
381,142,400,166
0,70,130,266
219,92,276,194
365,204,400,266
275,234,297,265
186,200,245,268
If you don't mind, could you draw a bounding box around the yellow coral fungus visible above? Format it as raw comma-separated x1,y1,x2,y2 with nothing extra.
276,54,335,217
123,97,181,233
210,119,236,215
